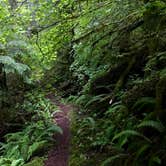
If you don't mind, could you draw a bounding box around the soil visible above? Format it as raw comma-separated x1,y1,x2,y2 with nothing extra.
44,94,72,166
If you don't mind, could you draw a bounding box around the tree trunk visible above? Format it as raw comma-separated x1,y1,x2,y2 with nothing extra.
0,64,8,109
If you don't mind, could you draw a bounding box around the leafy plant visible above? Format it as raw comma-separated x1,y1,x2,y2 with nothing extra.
132,97,156,112
0,90,62,165
137,120,165,133
0,56,30,77
0,157,24,166
0,0,166,165
101,154,128,166
0,120,62,164
112,129,152,143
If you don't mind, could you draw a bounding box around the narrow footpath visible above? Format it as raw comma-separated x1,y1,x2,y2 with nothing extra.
45,94,72,166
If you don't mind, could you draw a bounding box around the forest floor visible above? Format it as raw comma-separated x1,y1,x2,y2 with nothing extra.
44,94,72,166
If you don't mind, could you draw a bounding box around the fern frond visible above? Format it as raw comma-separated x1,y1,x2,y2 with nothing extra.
112,130,152,143
85,94,107,107
137,120,165,132
135,144,150,161
105,104,128,115
11,159,24,166
149,156,161,166
101,154,128,166
27,141,48,160
82,117,96,129
132,97,156,111
0,56,30,75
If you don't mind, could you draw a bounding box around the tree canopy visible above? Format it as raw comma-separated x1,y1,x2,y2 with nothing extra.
0,0,166,165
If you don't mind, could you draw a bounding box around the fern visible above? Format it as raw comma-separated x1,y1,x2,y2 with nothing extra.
11,159,24,166
101,154,128,166
36,124,62,141
0,157,24,166
0,91,63,165
137,120,165,132
148,156,161,166
81,117,96,129
132,97,156,112
85,94,107,108
117,135,128,148
4,132,24,142
27,141,48,161
112,130,152,143
0,122,62,163
135,144,150,161
105,103,128,115
0,56,30,76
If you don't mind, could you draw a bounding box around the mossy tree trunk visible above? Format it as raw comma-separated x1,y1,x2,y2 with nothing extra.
0,64,8,130
0,64,8,108
112,55,136,99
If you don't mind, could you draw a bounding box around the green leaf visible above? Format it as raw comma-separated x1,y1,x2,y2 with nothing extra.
101,154,128,166
112,130,152,143
137,120,165,132
11,159,24,166
149,156,161,166
132,97,156,112
47,125,63,134
27,141,48,160
0,56,30,75
135,144,150,160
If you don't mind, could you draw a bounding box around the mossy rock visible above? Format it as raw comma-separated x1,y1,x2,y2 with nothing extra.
24,157,45,166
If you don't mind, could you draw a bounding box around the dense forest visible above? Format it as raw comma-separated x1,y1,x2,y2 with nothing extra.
0,0,166,165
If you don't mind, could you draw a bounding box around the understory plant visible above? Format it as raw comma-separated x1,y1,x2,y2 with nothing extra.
70,97,166,166
0,90,62,166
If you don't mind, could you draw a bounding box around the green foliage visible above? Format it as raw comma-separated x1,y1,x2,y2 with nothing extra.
132,97,156,112
0,0,166,165
112,130,151,143
70,98,166,165
84,94,107,108
23,157,44,166
0,121,60,161
0,90,62,166
0,157,24,166
137,120,165,132
0,56,30,77
101,154,128,166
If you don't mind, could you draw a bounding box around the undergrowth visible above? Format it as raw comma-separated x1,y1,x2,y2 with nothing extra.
69,98,166,166
0,90,62,166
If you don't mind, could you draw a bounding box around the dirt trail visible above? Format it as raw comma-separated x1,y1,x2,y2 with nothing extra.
44,94,72,166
